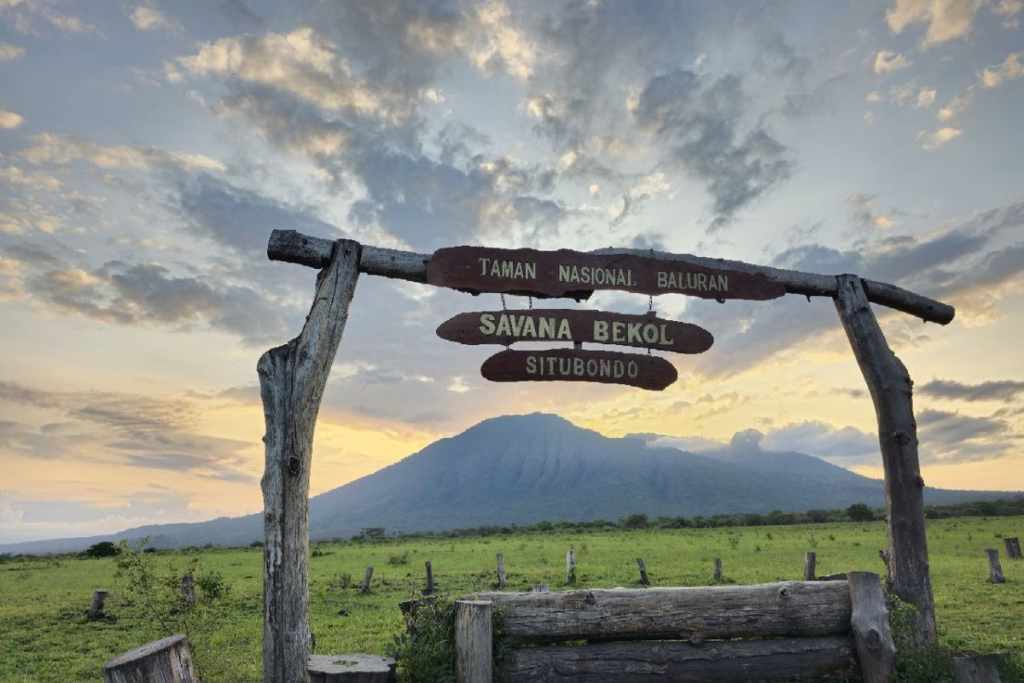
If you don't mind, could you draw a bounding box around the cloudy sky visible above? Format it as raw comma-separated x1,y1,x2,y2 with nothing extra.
1,0,1022,543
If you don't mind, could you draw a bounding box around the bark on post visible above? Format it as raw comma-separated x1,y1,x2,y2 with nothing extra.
637,558,650,587
804,552,817,581
359,567,373,595
1005,537,1022,560
455,600,493,683
260,239,361,683
496,553,506,589
87,590,109,620
714,558,723,581
834,274,936,646
848,572,896,683
102,634,198,683
986,549,1005,584
566,549,576,586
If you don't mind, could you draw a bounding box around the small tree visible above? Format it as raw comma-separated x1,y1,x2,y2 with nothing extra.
847,503,875,522
621,513,649,530
84,541,120,558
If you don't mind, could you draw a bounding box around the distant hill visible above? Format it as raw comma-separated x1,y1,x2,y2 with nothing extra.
1,413,1015,554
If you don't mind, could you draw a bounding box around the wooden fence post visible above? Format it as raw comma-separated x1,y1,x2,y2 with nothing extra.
714,558,723,581
566,550,576,586
260,239,361,683
848,572,896,683
496,553,506,588
1005,537,1022,560
424,561,435,595
181,571,195,611
637,558,650,587
834,274,937,646
102,634,197,683
804,552,817,581
87,590,109,620
455,600,493,683
359,567,373,595
985,549,1005,584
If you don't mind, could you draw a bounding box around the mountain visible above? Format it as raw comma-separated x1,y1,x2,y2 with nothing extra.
1,413,1015,554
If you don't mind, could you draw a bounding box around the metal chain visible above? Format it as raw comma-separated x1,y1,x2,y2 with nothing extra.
500,293,507,310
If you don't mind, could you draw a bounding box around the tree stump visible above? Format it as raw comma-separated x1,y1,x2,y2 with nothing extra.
951,654,1004,683
1004,537,1022,560
101,634,197,683
308,654,396,683
804,552,817,581
986,549,1005,584
455,600,493,683
87,590,109,620
359,567,373,595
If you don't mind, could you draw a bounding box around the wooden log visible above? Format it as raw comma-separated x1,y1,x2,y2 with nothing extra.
713,558,723,581
636,558,650,587
496,553,506,589
848,571,896,683
475,581,852,645
359,567,373,595
455,600,493,683
423,561,435,595
566,550,576,586
260,239,361,683
87,590,109,620
951,654,1005,683
500,636,858,682
834,274,937,647
986,549,1005,584
101,634,198,683
1004,537,1022,560
267,230,955,324
307,654,396,683
804,552,817,581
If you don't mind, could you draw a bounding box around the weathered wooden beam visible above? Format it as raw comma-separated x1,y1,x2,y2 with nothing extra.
474,581,852,645
102,634,198,683
267,230,955,324
500,636,857,682
834,274,936,647
260,239,361,683
455,600,493,683
848,571,896,683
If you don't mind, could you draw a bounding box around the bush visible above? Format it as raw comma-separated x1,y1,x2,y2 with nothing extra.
84,541,120,558
847,503,875,522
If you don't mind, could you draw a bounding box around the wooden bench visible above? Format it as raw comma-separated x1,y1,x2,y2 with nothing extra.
456,571,895,682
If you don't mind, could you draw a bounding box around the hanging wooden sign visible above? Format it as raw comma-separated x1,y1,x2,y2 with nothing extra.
437,309,713,354
426,246,785,301
481,349,678,391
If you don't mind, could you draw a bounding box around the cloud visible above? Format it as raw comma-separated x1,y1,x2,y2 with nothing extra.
760,421,879,462
885,0,987,48
632,69,793,231
0,108,23,129
19,133,224,172
917,126,962,150
980,52,1024,88
917,409,1019,463
920,378,1024,401
848,193,896,230
914,87,937,108
129,5,176,32
219,0,263,30
874,50,912,73
0,39,24,62
937,92,972,121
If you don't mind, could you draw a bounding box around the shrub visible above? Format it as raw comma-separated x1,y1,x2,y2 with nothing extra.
84,541,120,558
847,503,875,522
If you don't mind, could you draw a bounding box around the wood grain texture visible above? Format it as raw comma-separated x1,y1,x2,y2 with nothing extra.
267,230,955,323
500,636,858,682
848,572,896,683
102,634,198,683
834,274,937,647
481,349,677,391
436,309,713,354
259,240,361,683
455,600,493,683
473,581,852,645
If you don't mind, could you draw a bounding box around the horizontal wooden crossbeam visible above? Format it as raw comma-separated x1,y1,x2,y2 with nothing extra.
267,229,955,324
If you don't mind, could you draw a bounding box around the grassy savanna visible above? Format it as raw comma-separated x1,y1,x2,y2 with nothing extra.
1,517,1022,682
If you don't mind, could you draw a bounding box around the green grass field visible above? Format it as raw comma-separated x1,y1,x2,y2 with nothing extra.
1,517,1022,682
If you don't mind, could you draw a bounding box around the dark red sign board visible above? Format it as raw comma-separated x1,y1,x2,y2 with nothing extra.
427,246,785,301
437,309,713,354
480,349,678,391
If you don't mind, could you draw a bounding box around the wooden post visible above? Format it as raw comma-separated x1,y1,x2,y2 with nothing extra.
423,561,435,595
1005,537,1022,560
950,654,1005,683
496,553,506,588
714,558,723,581
359,567,373,595
260,239,361,683
804,552,817,581
566,550,576,586
181,571,195,610
848,572,896,683
985,549,1005,584
87,590,109,620
834,274,937,646
637,558,650,587
455,600,493,683
102,634,198,683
